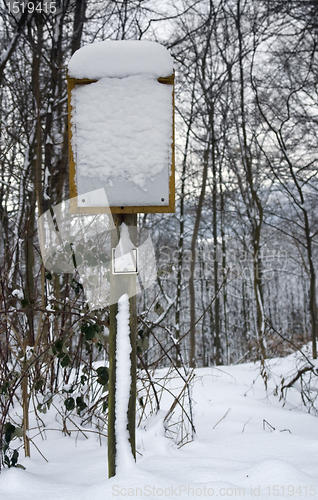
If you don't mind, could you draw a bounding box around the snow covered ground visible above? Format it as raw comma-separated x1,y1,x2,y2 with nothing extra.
1,353,318,500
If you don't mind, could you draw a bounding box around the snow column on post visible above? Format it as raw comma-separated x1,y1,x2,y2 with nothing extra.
108,214,137,478
115,293,135,473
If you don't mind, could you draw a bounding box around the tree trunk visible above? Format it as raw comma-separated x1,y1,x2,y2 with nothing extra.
211,107,222,365
189,145,209,368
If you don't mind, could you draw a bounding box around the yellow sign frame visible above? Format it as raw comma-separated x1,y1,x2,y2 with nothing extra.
67,73,175,214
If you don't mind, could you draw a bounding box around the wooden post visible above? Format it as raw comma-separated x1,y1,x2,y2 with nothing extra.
108,213,137,478
22,369,30,457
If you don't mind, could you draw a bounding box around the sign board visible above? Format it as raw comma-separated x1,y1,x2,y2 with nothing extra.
67,41,175,214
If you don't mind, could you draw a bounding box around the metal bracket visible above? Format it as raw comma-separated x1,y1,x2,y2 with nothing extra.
112,248,138,274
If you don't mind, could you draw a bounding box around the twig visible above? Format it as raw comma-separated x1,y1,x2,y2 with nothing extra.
29,437,49,462
265,318,315,368
137,352,160,412
163,372,195,428
263,419,275,431
30,427,108,439
213,408,231,429
52,403,89,439
281,366,314,391
242,417,252,433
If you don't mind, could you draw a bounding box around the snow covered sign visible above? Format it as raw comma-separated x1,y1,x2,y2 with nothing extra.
67,41,175,214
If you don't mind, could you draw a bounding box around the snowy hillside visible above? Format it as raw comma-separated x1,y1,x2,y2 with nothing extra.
1,352,318,500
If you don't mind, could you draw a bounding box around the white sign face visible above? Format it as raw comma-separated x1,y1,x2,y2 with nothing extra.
68,40,174,212
71,75,172,208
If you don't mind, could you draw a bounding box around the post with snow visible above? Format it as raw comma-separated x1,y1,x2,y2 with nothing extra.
108,214,138,476
67,40,175,477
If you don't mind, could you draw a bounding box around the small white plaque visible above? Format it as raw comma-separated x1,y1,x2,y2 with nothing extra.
112,248,138,274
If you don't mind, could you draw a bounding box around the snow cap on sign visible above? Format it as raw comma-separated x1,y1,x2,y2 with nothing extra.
68,40,174,79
